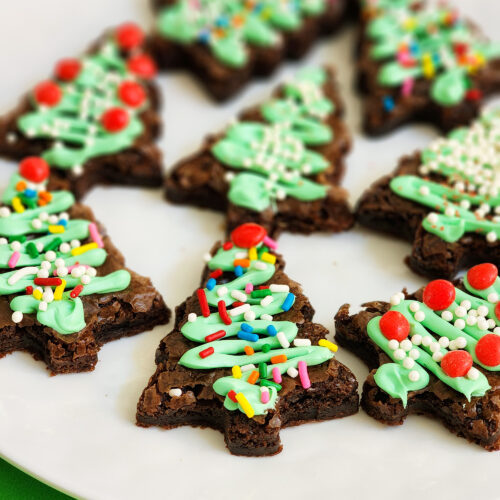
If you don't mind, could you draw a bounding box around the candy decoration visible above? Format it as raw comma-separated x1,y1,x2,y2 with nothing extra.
475,334,500,367
101,108,129,133
422,279,456,311
230,223,267,249
19,157,50,183
55,58,81,81
379,310,410,342
440,350,473,378
467,264,498,290
116,23,145,50
127,54,157,78
118,81,146,108
34,81,62,107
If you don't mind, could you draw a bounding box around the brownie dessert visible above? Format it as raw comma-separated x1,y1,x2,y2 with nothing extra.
335,263,500,450
0,158,170,374
357,110,500,279
357,0,500,136
148,0,350,101
0,23,164,200
137,222,358,456
165,66,354,236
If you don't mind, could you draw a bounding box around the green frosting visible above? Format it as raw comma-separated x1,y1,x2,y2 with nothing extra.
364,0,500,106
211,67,333,212
17,40,146,171
157,0,325,68
177,239,334,417
390,110,500,243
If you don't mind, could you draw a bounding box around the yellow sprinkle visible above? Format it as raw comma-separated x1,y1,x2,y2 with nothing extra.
71,242,98,256
232,365,242,379
248,247,257,261
319,339,338,353
235,392,254,418
53,279,66,301
261,252,276,264
12,197,25,214
33,289,43,300
48,225,65,234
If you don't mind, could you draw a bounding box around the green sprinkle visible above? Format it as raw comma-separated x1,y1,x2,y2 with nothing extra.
19,194,36,209
261,344,271,353
258,245,269,257
27,242,39,258
9,235,26,243
44,237,62,252
259,362,267,379
260,379,282,391
251,289,272,298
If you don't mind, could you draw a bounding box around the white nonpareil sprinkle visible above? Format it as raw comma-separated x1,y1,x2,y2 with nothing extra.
217,286,228,298
187,313,197,323
409,302,420,312
244,310,256,322
287,367,298,378
388,339,399,350
408,370,420,382
11,311,23,323
169,388,182,398
414,311,425,322
441,310,453,321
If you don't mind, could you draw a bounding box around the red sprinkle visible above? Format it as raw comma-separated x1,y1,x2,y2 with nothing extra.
34,277,62,286
232,301,245,308
118,81,146,108
467,263,498,290
466,89,482,101
423,279,456,311
210,268,223,279
475,334,500,367
116,23,144,50
25,286,33,295
223,242,233,251
441,350,473,378
199,347,214,359
197,288,210,318
127,54,157,78
227,390,238,403
34,81,62,107
205,330,226,342
101,108,129,133
55,58,81,81
218,300,232,325
231,223,267,248
19,157,50,183
70,285,84,298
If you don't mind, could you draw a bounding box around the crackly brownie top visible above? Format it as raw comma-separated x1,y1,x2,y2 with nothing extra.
366,263,500,406
10,23,157,176
389,109,500,244
361,0,500,109
155,0,328,68
210,67,337,212
172,222,338,418
0,158,131,334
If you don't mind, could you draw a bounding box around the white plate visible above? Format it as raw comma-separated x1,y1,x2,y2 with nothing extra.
1,1,500,499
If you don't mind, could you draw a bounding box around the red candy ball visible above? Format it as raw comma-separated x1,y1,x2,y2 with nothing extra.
422,279,456,311
101,108,129,133
116,23,144,50
495,303,500,321
231,223,267,248
34,81,62,107
475,334,500,367
467,263,498,290
379,310,410,342
440,350,473,378
118,81,146,107
127,54,157,79
55,58,81,81
19,157,50,183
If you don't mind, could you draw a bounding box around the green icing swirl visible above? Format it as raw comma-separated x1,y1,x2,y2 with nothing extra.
178,240,334,417
157,0,325,68
17,41,146,171
211,67,333,212
390,110,500,243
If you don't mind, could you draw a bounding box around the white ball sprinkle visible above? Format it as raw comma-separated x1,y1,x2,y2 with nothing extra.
408,370,420,382
411,334,422,345
460,300,471,310
70,239,81,248
394,349,406,361
486,231,498,243
478,305,489,317
454,319,466,330
11,311,23,323
81,275,91,285
32,219,42,230
390,294,401,306
37,269,49,279
467,367,480,380
427,212,439,224
169,388,182,398
421,336,432,347
429,342,440,353
455,337,467,349
454,306,466,318
409,349,420,360
57,267,68,277
40,260,51,270
403,357,415,369
400,339,413,351
409,302,420,312
187,313,197,323
441,310,453,321
438,336,450,348
39,301,48,312
432,352,444,362
388,339,399,351
11,241,21,251
488,292,499,303
45,251,56,262
59,243,71,254
414,311,425,322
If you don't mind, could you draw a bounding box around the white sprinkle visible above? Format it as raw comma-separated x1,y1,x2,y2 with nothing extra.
10,241,21,252
441,310,453,321
409,302,420,312
422,336,432,347
402,357,415,369
229,304,251,317
0,207,11,218
409,349,420,360
419,186,430,196
254,261,267,270
70,239,80,248
38,301,48,312
261,314,273,321
188,313,197,323
477,317,488,330
169,388,182,398
32,219,42,230
42,287,54,303
432,352,444,362
203,253,212,262
11,311,23,323
488,292,499,303
454,306,466,318
37,268,49,279
388,339,399,350
394,349,406,360
81,275,91,285
293,338,311,347
45,250,56,262
241,364,256,373
455,336,467,349
59,243,71,254
57,267,68,277
467,367,480,380
7,266,38,285
277,331,290,348
411,334,422,346
414,311,425,322
235,252,247,259
390,294,401,306
478,305,489,317
270,284,289,293
244,310,256,321
486,231,498,243
0,238,7,245
217,286,228,297
438,336,450,348
287,367,299,378
454,319,466,330
461,300,471,310
231,290,247,302
427,212,439,224
408,370,420,382
429,342,440,353
260,295,274,307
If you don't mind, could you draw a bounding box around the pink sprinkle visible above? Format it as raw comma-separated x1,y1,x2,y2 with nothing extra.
298,361,311,389
272,367,282,384
245,283,253,294
402,78,414,97
88,223,104,248
260,388,270,404
263,236,278,250
8,251,20,269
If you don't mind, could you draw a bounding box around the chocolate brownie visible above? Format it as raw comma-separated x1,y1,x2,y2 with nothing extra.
335,263,500,450
357,110,500,279
0,159,170,374
357,0,500,136
0,23,164,200
137,223,358,456
165,66,353,236
148,0,350,101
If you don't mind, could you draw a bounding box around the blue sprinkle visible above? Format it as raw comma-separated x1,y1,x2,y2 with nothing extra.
281,293,295,312
383,96,395,113
206,278,216,291
267,325,277,336
59,219,68,227
215,16,229,28
241,323,253,333
238,330,259,342
234,265,243,277
198,30,210,44
24,189,37,198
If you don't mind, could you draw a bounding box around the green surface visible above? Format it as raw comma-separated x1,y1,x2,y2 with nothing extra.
0,458,72,499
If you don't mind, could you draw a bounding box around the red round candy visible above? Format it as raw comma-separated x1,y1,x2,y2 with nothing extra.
379,310,410,342
422,279,456,311
467,263,498,290
101,108,129,133
19,157,50,183
127,54,157,79
116,23,144,50
230,223,267,248
55,58,81,81
495,302,500,321
475,334,500,367
34,81,62,107
118,81,146,107
440,350,473,378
